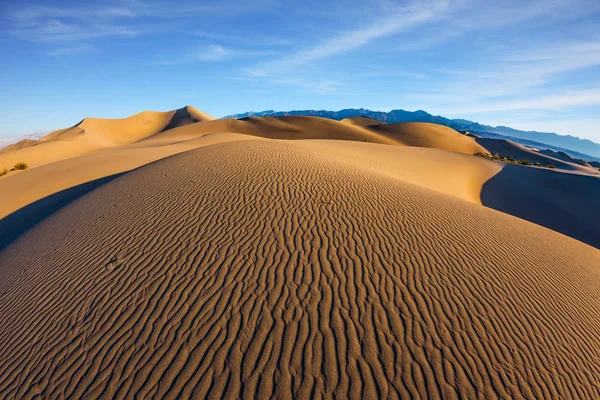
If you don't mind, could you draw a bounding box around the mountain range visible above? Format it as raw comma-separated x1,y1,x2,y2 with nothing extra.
224,108,600,161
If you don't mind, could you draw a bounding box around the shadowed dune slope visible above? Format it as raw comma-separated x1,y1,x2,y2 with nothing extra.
0,140,599,399
538,149,593,167
368,122,487,154
481,164,600,248
475,138,597,173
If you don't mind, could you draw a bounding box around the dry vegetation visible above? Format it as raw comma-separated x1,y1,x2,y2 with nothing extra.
13,161,27,170
475,152,556,168
1,162,27,177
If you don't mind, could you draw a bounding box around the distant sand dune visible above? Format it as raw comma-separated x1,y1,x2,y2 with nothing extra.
0,141,599,399
368,122,488,154
340,116,387,126
0,115,484,172
0,106,214,169
475,137,597,174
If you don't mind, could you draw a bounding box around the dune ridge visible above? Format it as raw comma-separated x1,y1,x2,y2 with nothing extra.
0,140,599,399
475,137,598,174
0,107,215,169
0,112,485,172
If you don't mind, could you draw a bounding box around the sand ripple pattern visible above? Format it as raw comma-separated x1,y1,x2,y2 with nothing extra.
0,141,599,399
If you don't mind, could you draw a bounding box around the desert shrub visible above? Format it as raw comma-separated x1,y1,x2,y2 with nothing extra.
534,162,542,167
14,161,27,170
518,160,532,166
547,163,556,169
0,167,7,176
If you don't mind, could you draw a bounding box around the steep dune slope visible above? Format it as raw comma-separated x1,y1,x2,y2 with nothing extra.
475,138,597,173
369,122,487,154
481,164,600,248
0,107,214,169
0,140,599,399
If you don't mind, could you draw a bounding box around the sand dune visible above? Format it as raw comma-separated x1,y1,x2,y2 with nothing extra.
368,122,487,154
340,116,387,126
1,111,599,248
0,106,214,169
0,140,599,399
475,137,598,174
146,116,400,146
1,107,600,399
0,114,485,173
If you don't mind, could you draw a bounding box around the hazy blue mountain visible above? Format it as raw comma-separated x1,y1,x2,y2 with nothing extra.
224,108,600,160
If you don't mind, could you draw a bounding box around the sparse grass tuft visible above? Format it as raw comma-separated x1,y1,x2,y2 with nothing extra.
475,153,554,169
0,167,8,176
14,161,28,170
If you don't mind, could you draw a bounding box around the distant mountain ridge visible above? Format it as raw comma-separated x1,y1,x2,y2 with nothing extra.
223,108,600,160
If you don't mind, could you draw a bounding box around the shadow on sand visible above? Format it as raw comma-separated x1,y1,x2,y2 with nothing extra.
0,173,124,252
481,164,600,249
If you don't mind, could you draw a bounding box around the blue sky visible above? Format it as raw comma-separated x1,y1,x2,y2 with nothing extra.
1,0,600,142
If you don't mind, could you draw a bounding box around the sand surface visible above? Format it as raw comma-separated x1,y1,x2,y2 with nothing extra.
475,137,598,174
340,116,387,126
1,110,600,399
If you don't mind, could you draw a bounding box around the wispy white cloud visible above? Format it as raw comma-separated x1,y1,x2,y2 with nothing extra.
192,44,273,62
2,0,282,44
423,39,600,105
46,44,93,57
171,28,291,47
4,3,141,43
440,89,600,115
272,78,343,95
248,0,454,76
194,45,233,61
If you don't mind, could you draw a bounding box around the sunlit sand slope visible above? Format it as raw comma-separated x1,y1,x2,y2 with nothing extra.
369,122,487,154
340,116,387,126
0,106,214,168
0,141,599,399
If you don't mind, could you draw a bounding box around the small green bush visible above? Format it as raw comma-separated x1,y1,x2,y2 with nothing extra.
14,161,27,170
